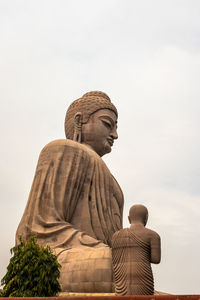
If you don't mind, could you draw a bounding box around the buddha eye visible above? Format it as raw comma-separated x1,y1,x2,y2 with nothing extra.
102,120,112,128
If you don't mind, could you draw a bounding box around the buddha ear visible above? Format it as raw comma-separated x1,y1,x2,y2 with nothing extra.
144,212,148,227
73,112,82,143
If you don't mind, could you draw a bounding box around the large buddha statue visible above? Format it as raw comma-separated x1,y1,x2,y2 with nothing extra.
16,91,124,293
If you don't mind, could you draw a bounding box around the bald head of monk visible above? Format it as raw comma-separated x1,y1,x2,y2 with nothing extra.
128,204,148,226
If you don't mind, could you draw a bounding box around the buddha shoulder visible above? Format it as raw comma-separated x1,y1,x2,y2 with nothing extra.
40,139,101,160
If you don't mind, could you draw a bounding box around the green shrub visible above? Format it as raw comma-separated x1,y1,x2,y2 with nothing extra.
1,236,61,297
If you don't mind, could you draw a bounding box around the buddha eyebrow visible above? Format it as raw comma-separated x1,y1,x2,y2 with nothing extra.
100,115,117,125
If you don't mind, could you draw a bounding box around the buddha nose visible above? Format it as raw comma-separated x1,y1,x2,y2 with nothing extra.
111,128,118,140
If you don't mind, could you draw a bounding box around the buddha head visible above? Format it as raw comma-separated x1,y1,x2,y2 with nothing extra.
65,91,118,157
128,204,149,226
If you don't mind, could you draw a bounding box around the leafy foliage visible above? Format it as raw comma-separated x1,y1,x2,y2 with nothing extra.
1,236,61,297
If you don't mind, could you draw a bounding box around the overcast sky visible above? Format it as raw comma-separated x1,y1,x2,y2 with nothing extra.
1,0,200,294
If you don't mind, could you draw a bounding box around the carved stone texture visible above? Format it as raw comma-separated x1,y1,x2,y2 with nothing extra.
16,91,124,293
112,205,161,295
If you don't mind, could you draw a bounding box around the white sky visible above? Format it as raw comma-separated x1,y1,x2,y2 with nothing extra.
0,0,200,294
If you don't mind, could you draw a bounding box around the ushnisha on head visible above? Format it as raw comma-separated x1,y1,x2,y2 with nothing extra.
128,204,149,226
65,91,118,157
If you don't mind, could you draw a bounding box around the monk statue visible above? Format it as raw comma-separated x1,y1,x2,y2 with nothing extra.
112,204,161,295
16,91,124,293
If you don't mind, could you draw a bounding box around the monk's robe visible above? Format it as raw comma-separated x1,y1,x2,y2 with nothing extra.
112,228,154,295
16,139,124,292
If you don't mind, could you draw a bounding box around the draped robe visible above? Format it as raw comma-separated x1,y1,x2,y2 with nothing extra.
112,228,154,295
16,139,124,292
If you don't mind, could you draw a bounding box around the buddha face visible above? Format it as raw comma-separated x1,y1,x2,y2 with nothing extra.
81,109,118,157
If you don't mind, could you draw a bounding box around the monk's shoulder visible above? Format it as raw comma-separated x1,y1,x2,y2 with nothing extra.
112,228,128,239
145,227,160,241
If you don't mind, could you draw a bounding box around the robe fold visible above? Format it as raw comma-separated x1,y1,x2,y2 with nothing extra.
16,139,124,256
112,228,154,295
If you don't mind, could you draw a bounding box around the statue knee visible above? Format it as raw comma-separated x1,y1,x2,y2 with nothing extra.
58,247,114,293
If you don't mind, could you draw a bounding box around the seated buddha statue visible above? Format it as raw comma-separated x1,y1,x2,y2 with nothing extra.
16,91,124,293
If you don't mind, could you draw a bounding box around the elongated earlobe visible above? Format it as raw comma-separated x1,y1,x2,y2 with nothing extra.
73,112,82,142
